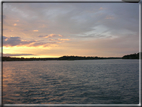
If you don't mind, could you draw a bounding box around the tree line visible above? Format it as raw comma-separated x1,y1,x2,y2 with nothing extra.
2,52,141,61
2,55,121,61
122,52,140,59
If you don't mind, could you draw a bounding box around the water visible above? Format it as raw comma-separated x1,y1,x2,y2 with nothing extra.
3,59,139,104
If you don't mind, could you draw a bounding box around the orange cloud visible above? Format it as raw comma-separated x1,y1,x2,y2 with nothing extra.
44,34,62,38
58,38,70,41
33,30,38,32
13,23,17,26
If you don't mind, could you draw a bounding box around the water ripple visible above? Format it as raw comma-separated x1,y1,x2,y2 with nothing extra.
3,60,139,104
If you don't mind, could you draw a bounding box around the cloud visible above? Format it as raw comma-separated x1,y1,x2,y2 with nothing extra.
38,34,62,38
3,36,7,40
3,53,34,57
3,36,35,46
58,38,69,41
2,3,139,57
3,35,70,47
29,42,47,47
3,3,139,40
28,41,57,47
13,23,17,26
38,35,45,38
33,30,38,32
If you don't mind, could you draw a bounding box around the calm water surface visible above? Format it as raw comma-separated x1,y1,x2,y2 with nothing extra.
3,59,139,104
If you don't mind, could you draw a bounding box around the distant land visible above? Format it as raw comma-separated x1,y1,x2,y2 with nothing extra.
2,52,141,61
122,52,140,59
2,56,121,61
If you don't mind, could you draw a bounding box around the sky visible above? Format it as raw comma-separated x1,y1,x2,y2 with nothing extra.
2,2,139,58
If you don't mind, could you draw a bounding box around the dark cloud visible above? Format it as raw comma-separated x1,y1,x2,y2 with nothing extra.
3,3,139,38
3,53,34,57
3,36,35,46
3,35,69,47
3,36,7,40
38,35,45,37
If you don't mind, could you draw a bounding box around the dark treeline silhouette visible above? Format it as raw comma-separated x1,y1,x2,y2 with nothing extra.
3,52,140,61
59,56,121,60
2,55,121,61
122,52,141,59
2,57,58,61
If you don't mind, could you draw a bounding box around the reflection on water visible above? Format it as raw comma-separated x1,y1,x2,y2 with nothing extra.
3,59,139,104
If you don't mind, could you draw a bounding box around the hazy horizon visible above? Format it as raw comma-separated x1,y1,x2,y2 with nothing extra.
3,54,123,58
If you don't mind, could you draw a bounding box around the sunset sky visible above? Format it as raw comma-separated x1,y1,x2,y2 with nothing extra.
3,2,139,58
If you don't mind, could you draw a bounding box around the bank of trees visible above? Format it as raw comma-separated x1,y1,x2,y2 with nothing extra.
122,52,140,59
2,56,58,61
58,56,120,60
2,52,141,61
2,55,121,61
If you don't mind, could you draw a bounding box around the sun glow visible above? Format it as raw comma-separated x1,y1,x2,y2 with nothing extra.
3,54,60,58
3,46,60,58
